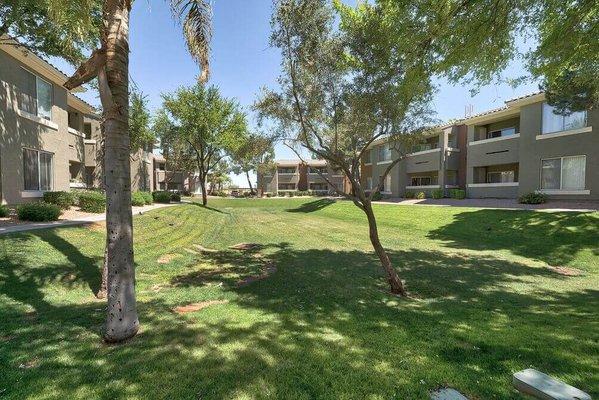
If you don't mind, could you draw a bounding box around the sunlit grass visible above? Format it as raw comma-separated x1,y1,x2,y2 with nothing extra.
0,198,597,399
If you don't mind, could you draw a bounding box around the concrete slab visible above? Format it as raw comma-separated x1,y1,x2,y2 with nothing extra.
430,388,469,400
513,369,591,400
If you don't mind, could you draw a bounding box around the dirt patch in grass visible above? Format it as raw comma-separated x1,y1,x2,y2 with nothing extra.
87,222,106,232
157,253,181,264
193,244,217,253
548,266,583,276
229,243,261,251
173,300,229,314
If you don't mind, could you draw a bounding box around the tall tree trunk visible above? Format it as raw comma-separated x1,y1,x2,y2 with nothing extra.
199,171,208,205
245,170,254,195
101,0,139,342
363,201,407,296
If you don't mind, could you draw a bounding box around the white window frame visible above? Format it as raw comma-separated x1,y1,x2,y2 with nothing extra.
542,102,587,135
540,155,586,192
22,147,54,192
19,67,53,120
378,144,391,163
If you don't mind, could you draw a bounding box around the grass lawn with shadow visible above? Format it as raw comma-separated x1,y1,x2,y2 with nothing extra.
0,197,597,399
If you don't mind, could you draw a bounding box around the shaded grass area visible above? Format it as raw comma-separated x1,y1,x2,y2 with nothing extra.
0,198,597,399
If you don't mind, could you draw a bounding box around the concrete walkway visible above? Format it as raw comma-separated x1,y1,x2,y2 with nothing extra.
373,198,599,212
0,203,182,235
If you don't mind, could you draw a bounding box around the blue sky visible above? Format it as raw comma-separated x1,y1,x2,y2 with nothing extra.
55,0,540,186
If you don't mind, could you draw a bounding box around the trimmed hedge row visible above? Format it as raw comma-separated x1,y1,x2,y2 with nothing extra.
519,191,547,204
17,202,62,221
43,191,75,210
152,191,171,204
132,191,154,206
0,204,9,218
449,189,466,199
152,191,182,204
78,191,106,213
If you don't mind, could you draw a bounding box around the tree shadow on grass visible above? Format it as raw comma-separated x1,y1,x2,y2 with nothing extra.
2,234,597,398
165,243,598,398
286,198,336,213
188,202,229,214
427,209,599,268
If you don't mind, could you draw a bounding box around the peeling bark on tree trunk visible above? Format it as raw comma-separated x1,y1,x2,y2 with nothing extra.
101,0,139,342
363,201,407,296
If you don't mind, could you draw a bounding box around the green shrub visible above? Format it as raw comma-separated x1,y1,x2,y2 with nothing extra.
371,191,383,201
0,204,9,218
140,191,153,205
152,191,171,204
43,191,74,209
431,189,444,199
131,191,146,206
78,191,106,213
449,189,466,199
415,191,426,199
17,202,61,221
217,191,228,197
519,191,547,204
287,191,295,197
404,191,416,199
170,192,181,202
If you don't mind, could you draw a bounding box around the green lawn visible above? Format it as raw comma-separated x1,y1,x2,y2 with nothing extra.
1,198,597,399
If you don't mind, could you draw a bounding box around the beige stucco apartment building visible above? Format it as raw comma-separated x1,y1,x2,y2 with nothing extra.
360,92,597,201
463,92,598,200
361,124,468,198
0,37,155,204
257,159,349,195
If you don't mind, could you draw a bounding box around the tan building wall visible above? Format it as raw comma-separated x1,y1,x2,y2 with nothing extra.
1,45,73,204
1,41,157,204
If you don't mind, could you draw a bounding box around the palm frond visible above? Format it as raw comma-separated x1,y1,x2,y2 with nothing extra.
170,0,213,82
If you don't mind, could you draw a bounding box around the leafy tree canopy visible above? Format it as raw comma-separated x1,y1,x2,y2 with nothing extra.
159,83,249,204
129,88,155,152
0,0,101,63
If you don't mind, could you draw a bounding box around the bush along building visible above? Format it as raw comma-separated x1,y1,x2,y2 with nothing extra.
0,36,156,205
360,92,597,201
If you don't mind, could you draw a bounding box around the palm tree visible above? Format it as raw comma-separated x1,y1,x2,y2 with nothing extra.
62,0,212,343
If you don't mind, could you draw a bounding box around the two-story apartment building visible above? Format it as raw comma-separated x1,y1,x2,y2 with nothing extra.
361,123,468,197
0,36,155,204
258,159,349,195
464,92,598,200
360,92,597,201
